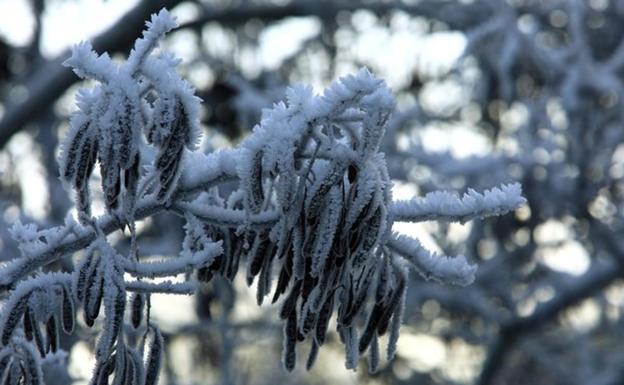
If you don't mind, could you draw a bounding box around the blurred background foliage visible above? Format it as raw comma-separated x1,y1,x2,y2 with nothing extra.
2,0,624,384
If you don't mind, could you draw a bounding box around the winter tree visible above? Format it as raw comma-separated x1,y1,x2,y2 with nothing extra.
0,6,527,385
1,1,622,385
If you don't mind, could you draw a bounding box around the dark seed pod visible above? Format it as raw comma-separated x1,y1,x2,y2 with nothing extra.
305,340,319,371
23,306,34,341
377,276,405,336
272,252,292,304
155,139,184,202
61,285,75,334
115,99,135,170
367,331,380,374
31,315,45,358
144,326,163,385
246,233,270,286
75,248,95,303
298,295,317,336
347,164,358,184
1,292,31,345
225,231,243,281
100,151,122,211
61,119,89,183
375,255,391,303
247,150,264,214
109,286,126,350
123,152,140,216
45,316,59,353
74,134,98,191
130,293,144,329
342,277,372,326
306,160,349,220
314,295,334,346
344,325,359,370
85,270,104,327
256,245,274,305
279,280,302,320
282,310,298,372
358,302,384,353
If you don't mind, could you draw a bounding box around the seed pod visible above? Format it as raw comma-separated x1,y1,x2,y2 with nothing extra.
375,254,391,303
144,327,163,385
130,293,144,329
305,340,319,371
85,269,104,327
101,165,121,211
342,272,374,326
61,118,89,183
45,316,59,353
358,302,384,353
292,225,305,280
226,239,243,281
386,271,407,361
115,99,135,170
367,331,380,374
351,206,384,267
109,285,126,350
256,243,275,305
282,310,298,372
123,152,140,217
305,160,349,221
279,280,302,320
377,274,405,336
23,306,34,341
246,233,270,286
61,285,75,334
246,150,264,214
30,313,45,358
344,326,359,370
299,299,316,336
310,186,341,277
76,187,92,224
147,94,174,146
74,133,98,191
272,250,292,304
1,292,31,345
155,137,184,202
75,248,96,303
314,295,334,346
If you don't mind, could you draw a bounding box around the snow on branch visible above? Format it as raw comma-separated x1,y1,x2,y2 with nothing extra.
388,233,477,286
391,183,526,224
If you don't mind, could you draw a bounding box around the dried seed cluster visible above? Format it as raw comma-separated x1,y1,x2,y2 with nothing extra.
59,9,201,224
212,69,407,371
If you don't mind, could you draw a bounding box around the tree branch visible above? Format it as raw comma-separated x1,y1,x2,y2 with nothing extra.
0,0,184,149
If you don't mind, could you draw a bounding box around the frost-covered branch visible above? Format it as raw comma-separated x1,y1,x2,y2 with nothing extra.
392,183,526,224
388,233,477,286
